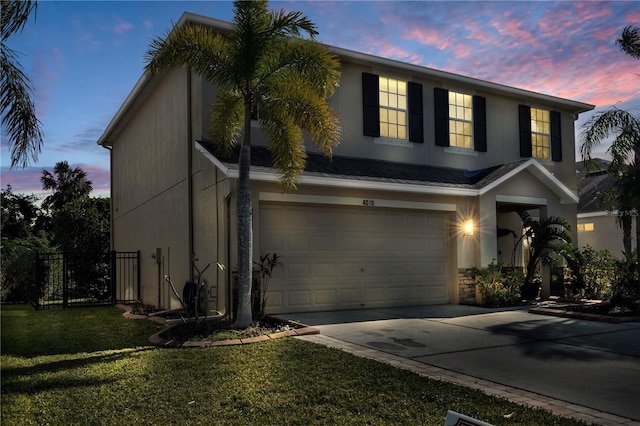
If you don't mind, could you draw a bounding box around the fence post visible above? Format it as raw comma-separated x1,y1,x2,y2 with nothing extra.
34,252,40,311
62,251,68,309
136,250,141,302
110,251,117,305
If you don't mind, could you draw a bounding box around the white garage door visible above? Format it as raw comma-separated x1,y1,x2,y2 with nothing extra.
259,202,451,313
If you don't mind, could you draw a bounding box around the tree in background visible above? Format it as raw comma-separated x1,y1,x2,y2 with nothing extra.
0,186,52,302
1,0,43,168
580,25,640,265
145,0,340,328
41,161,92,212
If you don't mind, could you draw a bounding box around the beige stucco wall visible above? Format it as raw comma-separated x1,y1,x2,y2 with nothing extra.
578,213,636,258
322,61,580,196
110,68,192,308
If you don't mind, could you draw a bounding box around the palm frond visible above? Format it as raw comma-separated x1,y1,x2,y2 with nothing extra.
261,113,306,191
261,38,341,98
580,108,640,164
1,0,37,41
209,89,244,158
0,47,43,168
145,24,233,87
616,25,640,60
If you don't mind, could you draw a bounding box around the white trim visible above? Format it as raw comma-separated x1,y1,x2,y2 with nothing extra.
374,137,414,148
254,170,477,196
444,147,478,157
578,211,615,219
479,159,578,204
259,192,457,212
496,195,547,205
195,143,229,175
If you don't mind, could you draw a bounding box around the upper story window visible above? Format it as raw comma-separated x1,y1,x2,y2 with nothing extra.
434,88,486,152
519,105,562,162
448,91,473,149
379,77,407,139
362,72,423,143
530,108,550,159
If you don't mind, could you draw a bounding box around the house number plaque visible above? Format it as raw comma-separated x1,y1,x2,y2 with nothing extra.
362,199,375,206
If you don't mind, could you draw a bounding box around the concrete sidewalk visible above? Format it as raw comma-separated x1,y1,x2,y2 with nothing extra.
279,305,640,426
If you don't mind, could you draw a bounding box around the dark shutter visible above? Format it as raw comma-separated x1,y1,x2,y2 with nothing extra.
473,95,487,152
408,81,424,143
519,105,532,158
550,111,562,162
434,87,449,147
362,72,380,137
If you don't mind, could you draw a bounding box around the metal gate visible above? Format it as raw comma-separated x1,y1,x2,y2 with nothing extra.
34,251,140,309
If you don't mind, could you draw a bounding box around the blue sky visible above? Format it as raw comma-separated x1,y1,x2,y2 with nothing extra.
2,0,639,198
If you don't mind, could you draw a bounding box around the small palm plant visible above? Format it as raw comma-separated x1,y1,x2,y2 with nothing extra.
515,209,572,298
253,253,282,318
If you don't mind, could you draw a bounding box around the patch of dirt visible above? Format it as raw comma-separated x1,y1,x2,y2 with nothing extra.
160,317,300,344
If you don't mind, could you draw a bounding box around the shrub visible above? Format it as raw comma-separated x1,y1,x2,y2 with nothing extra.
471,261,524,307
611,252,640,310
565,245,616,299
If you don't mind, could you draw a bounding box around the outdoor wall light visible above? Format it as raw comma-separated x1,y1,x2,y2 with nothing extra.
463,219,474,236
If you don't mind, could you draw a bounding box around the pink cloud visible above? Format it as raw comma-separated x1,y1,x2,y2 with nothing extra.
378,43,423,64
627,10,640,23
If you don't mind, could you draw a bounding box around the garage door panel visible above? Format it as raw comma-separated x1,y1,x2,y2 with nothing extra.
260,202,450,313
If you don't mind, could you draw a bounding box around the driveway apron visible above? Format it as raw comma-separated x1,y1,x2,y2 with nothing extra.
280,305,640,422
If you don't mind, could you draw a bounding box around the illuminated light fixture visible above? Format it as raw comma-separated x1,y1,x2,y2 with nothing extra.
463,219,474,236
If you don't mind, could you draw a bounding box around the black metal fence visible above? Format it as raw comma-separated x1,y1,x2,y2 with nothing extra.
34,251,140,309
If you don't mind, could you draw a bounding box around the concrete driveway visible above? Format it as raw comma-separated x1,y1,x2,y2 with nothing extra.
279,304,640,423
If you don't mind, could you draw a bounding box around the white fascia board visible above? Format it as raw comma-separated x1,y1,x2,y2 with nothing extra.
97,73,151,147
195,142,230,176
260,192,456,212
479,159,579,204
496,195,547,205
244,168,478,197
578,211,615,219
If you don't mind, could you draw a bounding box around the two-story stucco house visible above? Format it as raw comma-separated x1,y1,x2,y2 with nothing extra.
97,12,594,314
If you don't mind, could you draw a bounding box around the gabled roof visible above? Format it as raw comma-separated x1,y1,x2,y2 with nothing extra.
196,141,578,203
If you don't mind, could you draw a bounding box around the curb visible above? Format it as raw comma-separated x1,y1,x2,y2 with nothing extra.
529,306,640,323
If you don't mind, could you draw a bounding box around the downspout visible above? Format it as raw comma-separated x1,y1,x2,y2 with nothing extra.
187,69,194,279
226,195,232,318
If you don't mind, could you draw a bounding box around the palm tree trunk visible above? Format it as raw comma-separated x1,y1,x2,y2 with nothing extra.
234,103,254,329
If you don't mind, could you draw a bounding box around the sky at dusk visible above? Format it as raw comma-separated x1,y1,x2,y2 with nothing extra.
2,0,639,198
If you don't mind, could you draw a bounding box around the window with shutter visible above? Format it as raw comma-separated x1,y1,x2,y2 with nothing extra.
434,87,486,151
362,73,423,143
519,105,562,161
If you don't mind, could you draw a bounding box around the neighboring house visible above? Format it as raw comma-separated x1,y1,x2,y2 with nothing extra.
97,12,594,314
577,158,636,258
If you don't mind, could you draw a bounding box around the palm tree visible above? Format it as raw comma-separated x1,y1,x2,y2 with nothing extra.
41,161,93,212
581,25,640,265
1,0,43,168
145,1,340,328
515,210,572,298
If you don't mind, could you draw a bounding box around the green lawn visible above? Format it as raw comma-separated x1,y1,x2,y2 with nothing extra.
1,305,588,425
